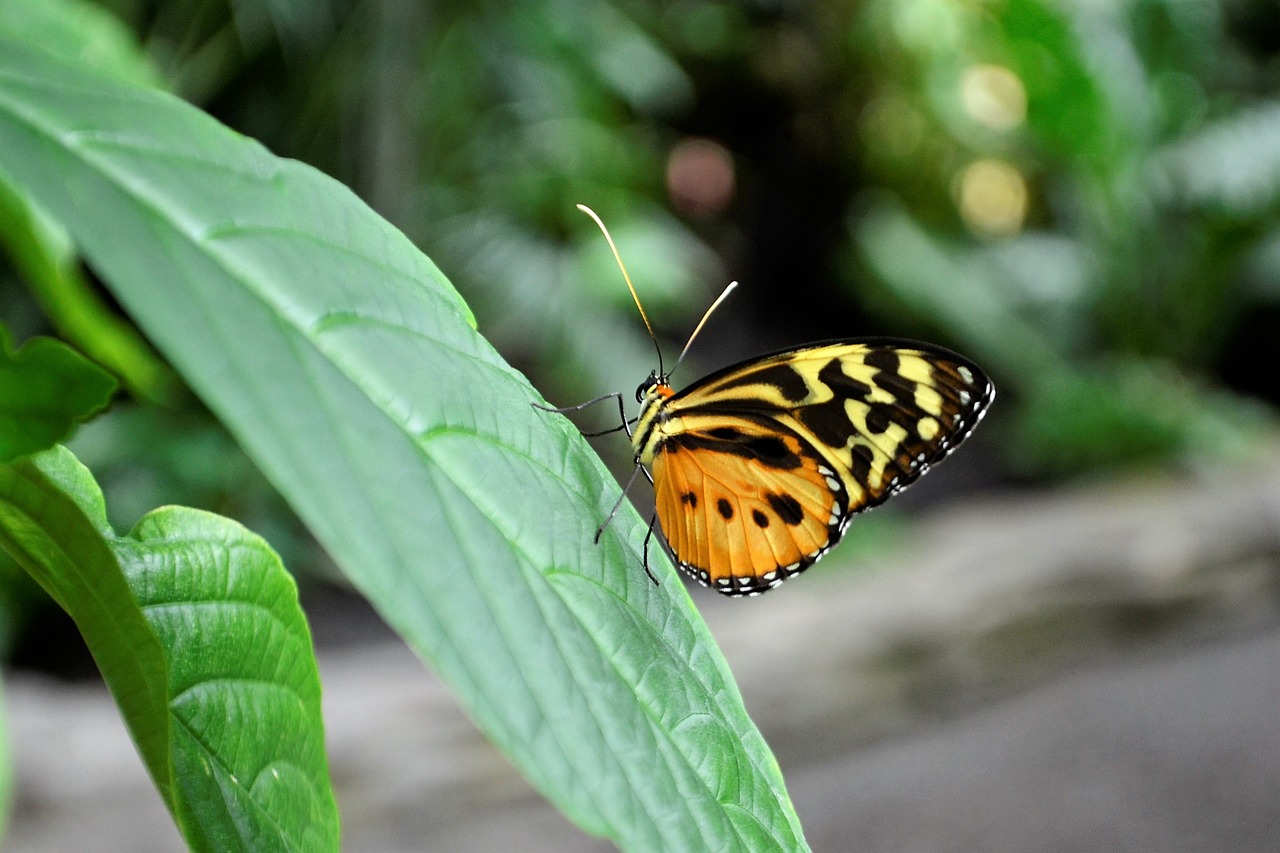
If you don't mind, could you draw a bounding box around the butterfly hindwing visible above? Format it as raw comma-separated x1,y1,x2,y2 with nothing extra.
651,416,847,595
637,339,993,596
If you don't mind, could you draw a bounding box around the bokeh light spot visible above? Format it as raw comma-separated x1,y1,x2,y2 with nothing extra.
957,158,1028,237
961,64,1027,131
666,137,736,217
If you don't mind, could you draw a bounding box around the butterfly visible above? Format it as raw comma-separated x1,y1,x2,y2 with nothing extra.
542,206,995,597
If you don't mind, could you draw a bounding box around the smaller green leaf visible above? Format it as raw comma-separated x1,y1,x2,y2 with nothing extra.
119,507,339,852
0,327,116,463
0,447,338,852
0,176,176,403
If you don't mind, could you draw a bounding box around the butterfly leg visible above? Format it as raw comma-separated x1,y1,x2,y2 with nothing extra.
641,513,661,586
535,393,661,587
532,392,636,438
594,463,645,543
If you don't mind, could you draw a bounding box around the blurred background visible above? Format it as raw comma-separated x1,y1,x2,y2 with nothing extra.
2,0,1279,850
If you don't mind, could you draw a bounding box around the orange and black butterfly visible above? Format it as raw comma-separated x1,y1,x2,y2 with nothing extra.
544,205,994,597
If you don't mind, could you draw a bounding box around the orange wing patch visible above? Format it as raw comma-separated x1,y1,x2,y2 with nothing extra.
652,429,846,596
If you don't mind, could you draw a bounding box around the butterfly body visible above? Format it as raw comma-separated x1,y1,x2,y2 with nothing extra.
630,339,994,597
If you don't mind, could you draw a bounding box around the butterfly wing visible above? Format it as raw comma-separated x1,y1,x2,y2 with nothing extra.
651,416,849,595
649,339,993,596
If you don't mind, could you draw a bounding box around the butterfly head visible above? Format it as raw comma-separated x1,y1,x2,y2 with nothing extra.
635,371,662,403
635,370,675,410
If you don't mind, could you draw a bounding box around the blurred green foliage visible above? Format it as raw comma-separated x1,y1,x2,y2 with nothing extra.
77,0,1279,469
3,0,1280,657
848,0,1280,472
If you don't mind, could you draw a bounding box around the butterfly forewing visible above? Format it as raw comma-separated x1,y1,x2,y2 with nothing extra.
637,340,993,596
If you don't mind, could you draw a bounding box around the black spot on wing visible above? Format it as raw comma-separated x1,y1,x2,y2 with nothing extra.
751,509,770,528
817,357,874,400
796,406,855,449
863,348,900,375
716,498,734,520
766,492,804,526
849,444,874,489
863,401,897,434
680,492,698,508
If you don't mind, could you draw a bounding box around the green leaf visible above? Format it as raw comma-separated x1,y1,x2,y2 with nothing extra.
0,37,807,850
0,446,339,852
0,0,163,90
0,0,174,402
0,327,116,463
0,168,176,403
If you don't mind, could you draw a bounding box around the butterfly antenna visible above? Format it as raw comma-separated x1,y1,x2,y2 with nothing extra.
671,280,738,378
577,204,665,376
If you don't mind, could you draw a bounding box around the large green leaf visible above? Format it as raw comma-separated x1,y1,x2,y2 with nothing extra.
0,446,338,851
0,327,116,463
0,37,806,850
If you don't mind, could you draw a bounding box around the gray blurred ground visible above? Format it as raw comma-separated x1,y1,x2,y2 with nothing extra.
6,459,1280,851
